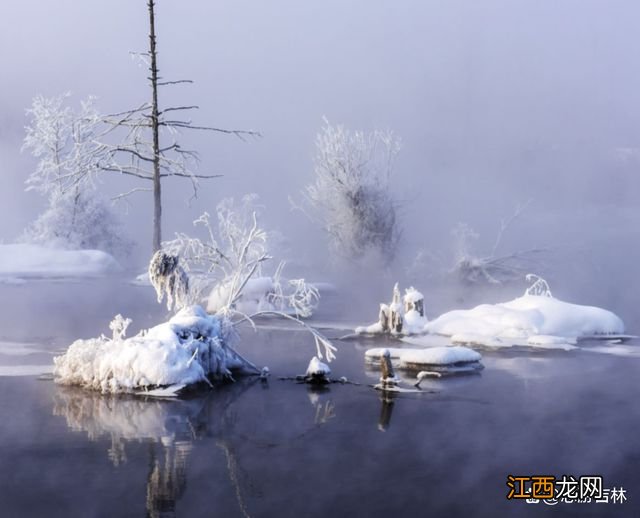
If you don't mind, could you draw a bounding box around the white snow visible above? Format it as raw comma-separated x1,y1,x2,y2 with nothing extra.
425,294,624,346
0,243,121,280
404,287,424,304
365,346,482,368
53,305,257,393
306,356,331,377
355,321,384,335
403,309,428,334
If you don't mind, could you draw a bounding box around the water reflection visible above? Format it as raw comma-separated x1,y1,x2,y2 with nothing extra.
377,392,396,432
307,390,336,425
53,381,256,518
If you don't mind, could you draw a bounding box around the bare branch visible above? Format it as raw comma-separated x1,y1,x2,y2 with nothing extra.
111,187,153,201
159,106,199,114
101,166,153,180
159,121,261,139
159,172,223,179
157,79,194,86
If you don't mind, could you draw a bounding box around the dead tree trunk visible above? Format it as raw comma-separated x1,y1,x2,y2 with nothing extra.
148,0,162,253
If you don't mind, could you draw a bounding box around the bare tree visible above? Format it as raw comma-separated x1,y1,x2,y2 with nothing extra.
95,0,259,253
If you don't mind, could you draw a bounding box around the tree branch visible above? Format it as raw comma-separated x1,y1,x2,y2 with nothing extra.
157,79,194,86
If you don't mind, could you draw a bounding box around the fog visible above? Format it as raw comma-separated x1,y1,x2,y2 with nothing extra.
1,0,639,316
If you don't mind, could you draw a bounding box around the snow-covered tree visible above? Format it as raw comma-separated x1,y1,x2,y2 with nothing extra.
21,94,131,258
303,119,401,263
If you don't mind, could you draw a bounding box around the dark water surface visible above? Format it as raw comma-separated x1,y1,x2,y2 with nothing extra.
0,279,638,517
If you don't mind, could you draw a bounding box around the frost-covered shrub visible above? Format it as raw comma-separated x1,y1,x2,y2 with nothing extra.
303,119,401,263
163,194,319,317
21,93,132,258
21,189,132,258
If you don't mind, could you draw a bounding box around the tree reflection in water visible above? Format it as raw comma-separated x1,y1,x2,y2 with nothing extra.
52,381,257,518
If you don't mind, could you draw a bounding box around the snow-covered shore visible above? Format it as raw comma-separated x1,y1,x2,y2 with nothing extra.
0,243,121,281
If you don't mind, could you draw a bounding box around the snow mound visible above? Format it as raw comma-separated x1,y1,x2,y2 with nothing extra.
53,305,257,393
0,244,121,280
365,346,482,368
306,356,331,377
426,294,624,345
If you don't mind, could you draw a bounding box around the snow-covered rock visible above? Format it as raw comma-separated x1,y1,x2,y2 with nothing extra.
53,305,257,393
0,243,121,280
305,356,331,377
365,346,482,371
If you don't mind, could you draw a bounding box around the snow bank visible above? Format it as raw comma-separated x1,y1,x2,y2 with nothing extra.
53,305,257,393
0,243,121,280
426,294,624,345
365,346,482,369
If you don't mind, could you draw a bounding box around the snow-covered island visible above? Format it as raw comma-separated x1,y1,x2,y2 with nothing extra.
53,305,258,394
356,275,626,350
53,248,336,394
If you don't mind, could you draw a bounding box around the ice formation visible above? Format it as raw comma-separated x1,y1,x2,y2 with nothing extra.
53,305,258,393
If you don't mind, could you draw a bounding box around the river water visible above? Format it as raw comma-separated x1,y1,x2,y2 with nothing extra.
0,279,638,517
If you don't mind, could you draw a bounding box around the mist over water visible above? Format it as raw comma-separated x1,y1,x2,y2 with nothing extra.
0,3,639,515
1,1,639,302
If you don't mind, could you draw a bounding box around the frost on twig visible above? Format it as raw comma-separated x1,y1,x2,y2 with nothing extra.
21,93,132,258
451,202,548,285
524,274,553,298
234,310,337,363
163,195,318,318
109,314,132,341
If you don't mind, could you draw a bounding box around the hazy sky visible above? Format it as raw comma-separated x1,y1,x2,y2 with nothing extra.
1,0,639,279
